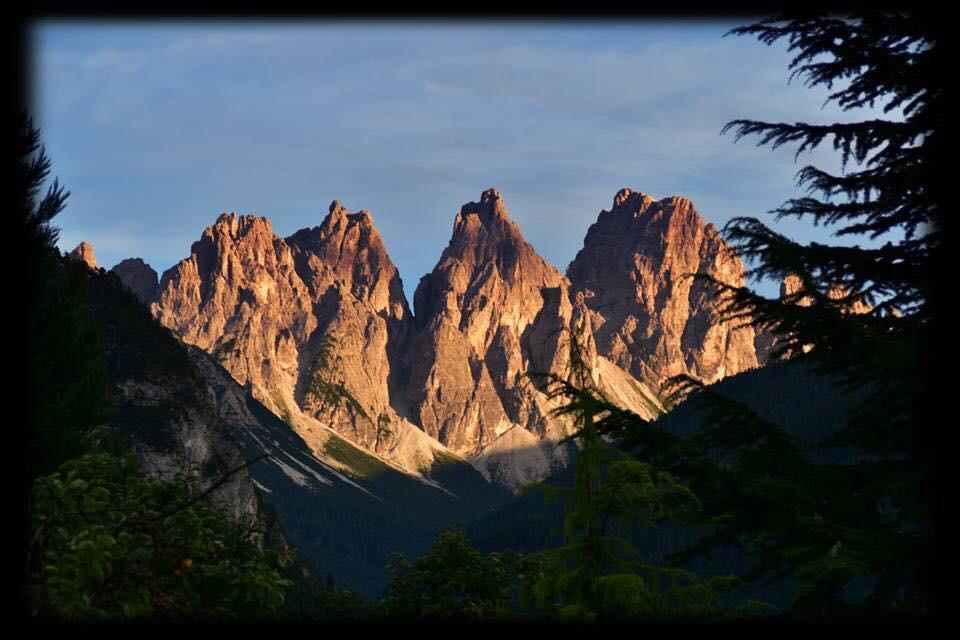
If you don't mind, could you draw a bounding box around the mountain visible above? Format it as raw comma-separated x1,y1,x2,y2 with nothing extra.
111,257,159,305
84,265,509,597
753,273,874,361
139,187,757,491
283,201,413,454
67,241,98,269
84,265,260,522
150,207,463,485
407,188,662,488
567,188,759,389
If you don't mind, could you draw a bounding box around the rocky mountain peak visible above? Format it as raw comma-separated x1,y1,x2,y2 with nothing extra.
68,241,98,270
454,186,516,235
416,189,565,328
781,273,871,314
209,212,274,239
567,188,758,388
152,201,428,474
756,273,873,361
150,188,755,490
781,273,813,306
612,187,656,210
481,186,500,200
405,189,663,488
286,202,406,314
111,258,159,305
310,202,378,237
325,200,353,227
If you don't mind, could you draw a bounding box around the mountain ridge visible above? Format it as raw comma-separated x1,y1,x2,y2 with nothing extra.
104,186,761,490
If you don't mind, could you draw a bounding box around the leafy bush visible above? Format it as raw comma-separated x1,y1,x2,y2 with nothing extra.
27,452,292,621
381,528,512,621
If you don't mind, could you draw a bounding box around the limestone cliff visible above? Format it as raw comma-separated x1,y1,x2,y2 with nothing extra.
151,206,448,479
407,189,662,487
149,187,760,490
567,188,759,390
111,257,159,305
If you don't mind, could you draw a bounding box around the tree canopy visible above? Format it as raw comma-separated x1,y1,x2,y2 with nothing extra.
649,12,939,618
538,11,940,620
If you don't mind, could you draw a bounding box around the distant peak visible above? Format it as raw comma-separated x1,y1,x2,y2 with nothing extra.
206,213,273,241
612,188,656,210
481,187,502,204
68,241,98,270
457,188,509,225
112,257,151,269
319,201,377,231
111,258,159,305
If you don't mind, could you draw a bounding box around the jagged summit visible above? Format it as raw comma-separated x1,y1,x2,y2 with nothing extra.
207,212,274,238
459,188,516,233
415,188,564,324
477,186,507,216
611,187,658,210
153,201,433,479
567,189,759,388
286,201,406,311
148,187,757,490
67,241,98,269
111,257,158,305
405,189,663,488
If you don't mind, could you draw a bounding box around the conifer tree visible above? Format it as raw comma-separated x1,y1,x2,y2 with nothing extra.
546,11,941,619
19,112,112,477
528,332,755,621
708,12,941,616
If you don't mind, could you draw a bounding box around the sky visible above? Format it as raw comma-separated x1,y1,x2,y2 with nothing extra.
31,20,889,302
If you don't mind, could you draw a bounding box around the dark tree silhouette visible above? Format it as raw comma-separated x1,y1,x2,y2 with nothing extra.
19,113,112,479
662,13,940,618
548,12,942,619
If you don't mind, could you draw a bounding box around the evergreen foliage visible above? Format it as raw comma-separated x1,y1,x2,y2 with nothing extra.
514,12,940,620
18,115,300,621
381,528,512,622
19,113,112,478
707,12,939,617
27,452,292,621
523,333,756,621
545,12,940,619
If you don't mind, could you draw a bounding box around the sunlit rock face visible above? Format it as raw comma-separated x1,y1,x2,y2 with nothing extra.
154,212,316,422
150,187,755,491
283,201,414,453
408,188,579,451
151,206,447,476
567,188,760,391
67,241,98,270
407,189,661,488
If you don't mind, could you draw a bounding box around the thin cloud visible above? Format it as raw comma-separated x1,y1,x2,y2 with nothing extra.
34,21,886,303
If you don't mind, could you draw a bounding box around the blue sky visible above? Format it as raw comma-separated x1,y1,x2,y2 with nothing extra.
32,20,888,302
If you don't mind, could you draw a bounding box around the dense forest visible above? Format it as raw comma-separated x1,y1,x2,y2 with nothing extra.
20,12,941,622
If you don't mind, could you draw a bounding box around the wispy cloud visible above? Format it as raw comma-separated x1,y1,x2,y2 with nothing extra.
32,21,891,299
